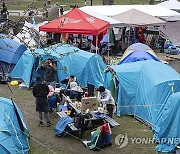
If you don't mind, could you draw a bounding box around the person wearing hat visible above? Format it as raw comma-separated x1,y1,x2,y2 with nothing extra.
32,75,52,127
40,58,57,89
97,86,115,118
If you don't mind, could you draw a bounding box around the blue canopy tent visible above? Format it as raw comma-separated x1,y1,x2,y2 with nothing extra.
119,43,159,64
0,97,29,153
154,92,180,152
10,44,106,88
0,34,27,74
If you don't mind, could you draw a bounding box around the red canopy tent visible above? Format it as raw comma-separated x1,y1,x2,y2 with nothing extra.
39,8,110,36
39,8,110,53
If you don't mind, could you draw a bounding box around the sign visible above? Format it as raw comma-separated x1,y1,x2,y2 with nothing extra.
81,97,99,112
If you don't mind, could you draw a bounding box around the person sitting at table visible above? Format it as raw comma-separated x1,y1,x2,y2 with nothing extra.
97,86,115,118
61,75,77,89
47,85,57,112
69,81,83,101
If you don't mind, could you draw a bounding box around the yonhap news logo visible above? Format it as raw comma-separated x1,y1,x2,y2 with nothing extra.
115,133,180,148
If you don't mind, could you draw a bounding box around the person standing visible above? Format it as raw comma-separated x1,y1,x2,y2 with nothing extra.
41,58,57,89
32,75,52,127
97,86,115,118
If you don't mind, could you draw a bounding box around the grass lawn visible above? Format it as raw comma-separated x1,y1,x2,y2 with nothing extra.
6,0,158,10
0,84,158,154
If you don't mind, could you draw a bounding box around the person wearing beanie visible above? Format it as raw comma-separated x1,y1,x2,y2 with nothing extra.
32,75,52,127
97,86,115,118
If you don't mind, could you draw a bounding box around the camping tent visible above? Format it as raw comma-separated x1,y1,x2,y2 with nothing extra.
0,34,27,75
104,60,180,126
118,43,159,64
154,92,180,152
0,97,29,153
13,21,47,49
112,9,165,26
39,8,109,35
157,0,180,12
10,44,106,88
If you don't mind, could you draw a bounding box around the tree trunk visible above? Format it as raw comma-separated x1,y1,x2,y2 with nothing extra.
103,0,115,5
149,0,155,5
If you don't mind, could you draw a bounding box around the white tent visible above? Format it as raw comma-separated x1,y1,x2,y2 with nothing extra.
13,21,47,49
79,7,125,27
157,0,180,11
80,5,180,18
112,8,165,26
64,8,125,27
160,21,180,46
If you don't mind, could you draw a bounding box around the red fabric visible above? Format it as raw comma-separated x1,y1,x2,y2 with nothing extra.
136,27,146,43
39,8,110,36
100,123,111,134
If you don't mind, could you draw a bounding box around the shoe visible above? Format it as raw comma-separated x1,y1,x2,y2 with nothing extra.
47,121,52,127
39,121,43,127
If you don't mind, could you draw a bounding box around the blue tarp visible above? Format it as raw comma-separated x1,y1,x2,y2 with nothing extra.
10,44,106,88
118,50,160,64
104,60,180,152
0,34,27,73
0,97,29,154
154,92,180,152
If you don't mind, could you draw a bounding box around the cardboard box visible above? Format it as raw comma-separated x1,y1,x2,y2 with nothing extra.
81,97,99,112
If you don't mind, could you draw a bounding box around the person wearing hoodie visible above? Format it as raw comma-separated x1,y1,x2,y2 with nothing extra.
32,75,52,127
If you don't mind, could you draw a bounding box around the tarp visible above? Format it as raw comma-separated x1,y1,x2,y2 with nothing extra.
39,8,110,35
80,5,180,17
120,43,158,62
159,21,180,46
104,60,180,126
154,92,180,152
112,9,165,26
0,97,29,153
157,0,180,11
10,44,106,88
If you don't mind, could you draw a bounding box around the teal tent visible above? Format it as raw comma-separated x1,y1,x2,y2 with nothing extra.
104,60,180,125
104,60,180,152
0,97,29,153
154,92,180,152
10,44,106,88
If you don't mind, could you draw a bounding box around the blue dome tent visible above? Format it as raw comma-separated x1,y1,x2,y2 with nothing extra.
0,97,29,153
0,34,27,81
119,43,159,64
10,44,106,88
104,60,180,152
154,92,180,152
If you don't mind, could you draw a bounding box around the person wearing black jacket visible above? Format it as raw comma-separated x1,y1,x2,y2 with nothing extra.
40,58,57,89
32,75,52,127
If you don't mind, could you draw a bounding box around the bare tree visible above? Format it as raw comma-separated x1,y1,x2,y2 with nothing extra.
149,0,155,5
